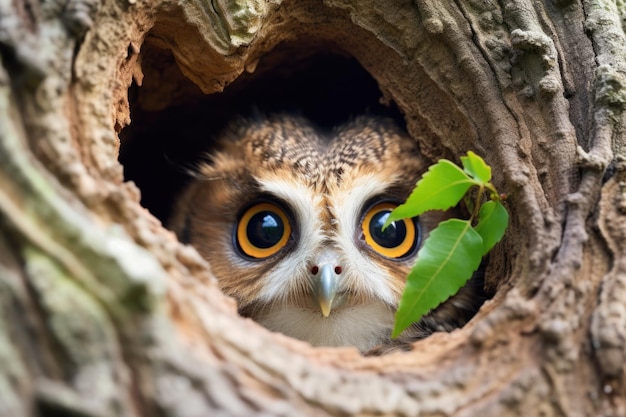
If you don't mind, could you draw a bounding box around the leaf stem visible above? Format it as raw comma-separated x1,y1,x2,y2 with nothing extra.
486,183,499,199
470,185,484,224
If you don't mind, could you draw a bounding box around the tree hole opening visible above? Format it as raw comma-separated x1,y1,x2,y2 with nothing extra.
118,36,494,354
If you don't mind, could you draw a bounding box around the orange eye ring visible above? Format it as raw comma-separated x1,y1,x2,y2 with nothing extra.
362,202,417,259
236,202,292,259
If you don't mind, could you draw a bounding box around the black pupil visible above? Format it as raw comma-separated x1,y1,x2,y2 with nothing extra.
370,210,407,248
247,211,284,248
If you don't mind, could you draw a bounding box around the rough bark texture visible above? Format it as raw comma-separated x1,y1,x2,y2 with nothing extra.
1,0,625,416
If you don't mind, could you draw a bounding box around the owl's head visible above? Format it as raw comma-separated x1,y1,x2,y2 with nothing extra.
169,114,463,352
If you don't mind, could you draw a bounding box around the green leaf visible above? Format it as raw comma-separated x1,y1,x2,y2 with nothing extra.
392,219,484,338
460,151,491,184
474,200,508,255
386,160,477,224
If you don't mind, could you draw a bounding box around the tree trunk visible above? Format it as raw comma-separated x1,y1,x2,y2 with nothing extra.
1,0,625,415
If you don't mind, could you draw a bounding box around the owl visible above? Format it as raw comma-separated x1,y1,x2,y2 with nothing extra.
169,114,484,354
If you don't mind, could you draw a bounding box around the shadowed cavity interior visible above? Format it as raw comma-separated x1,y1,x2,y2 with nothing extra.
118,42,405,222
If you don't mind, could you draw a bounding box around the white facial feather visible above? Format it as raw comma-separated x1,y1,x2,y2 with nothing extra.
327,173,400,305
247,172,406,352
255,175,326,302
256,173,400,306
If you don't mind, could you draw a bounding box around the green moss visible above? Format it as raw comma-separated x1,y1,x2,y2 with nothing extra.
23,245,117,368
595,65,626,108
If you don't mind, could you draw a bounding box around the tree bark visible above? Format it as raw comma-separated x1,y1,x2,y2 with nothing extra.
1,0,625,416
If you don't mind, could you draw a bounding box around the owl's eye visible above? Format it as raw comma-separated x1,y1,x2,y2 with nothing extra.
236,202,292,259
362,202,418,259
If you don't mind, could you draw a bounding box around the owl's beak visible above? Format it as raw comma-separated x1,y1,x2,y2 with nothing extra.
316,264,340,317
